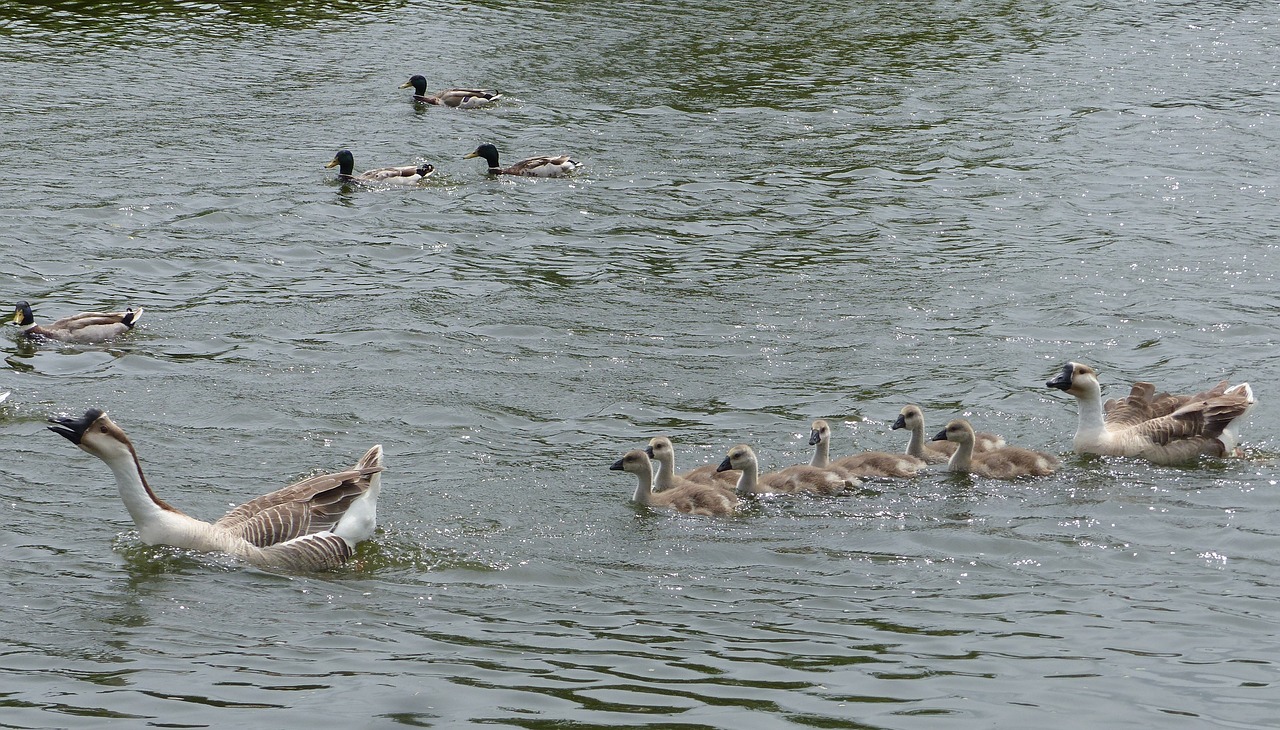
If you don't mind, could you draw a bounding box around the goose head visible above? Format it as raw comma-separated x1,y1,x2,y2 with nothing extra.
717,444,757,473
808,419,832,446
48,409,135,462
645,436,674,461
399,74,428,95
932,419,976,446
893,405,923,431
1046,362,1102,398
610,449,653,479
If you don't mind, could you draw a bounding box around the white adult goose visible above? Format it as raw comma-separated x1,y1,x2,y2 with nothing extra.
12,301,142,344
933,419,1058,479
891,405,1005,464
808,419,925,478
716,443,852,496
645,436,738,492
0,391,9,405
49,409,384,571
611,449,738,516
1046,361,1255,465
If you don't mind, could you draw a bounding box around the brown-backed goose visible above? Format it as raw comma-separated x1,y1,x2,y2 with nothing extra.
1046,361,1254,464
49,409,384,570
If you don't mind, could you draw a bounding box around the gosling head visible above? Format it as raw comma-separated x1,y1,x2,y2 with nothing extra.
717,444,756,473
932,418,976,445
610,449,652,476
645,436,674,461
893,405,923,431
808,419,832,446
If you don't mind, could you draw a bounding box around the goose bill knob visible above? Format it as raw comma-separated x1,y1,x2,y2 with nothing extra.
1046,363,1075,391
49,408,108,446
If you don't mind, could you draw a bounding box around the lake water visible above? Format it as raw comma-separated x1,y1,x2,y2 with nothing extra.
2,1,1278,727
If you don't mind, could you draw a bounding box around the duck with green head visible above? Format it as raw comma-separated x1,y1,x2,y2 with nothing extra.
464,143,579,178
11,300,143,344
326,149,434,184
399,75,501,108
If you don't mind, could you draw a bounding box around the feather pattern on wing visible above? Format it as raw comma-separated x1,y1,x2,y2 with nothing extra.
1048,361,1255,465
258,533,354,571
213,467,381,547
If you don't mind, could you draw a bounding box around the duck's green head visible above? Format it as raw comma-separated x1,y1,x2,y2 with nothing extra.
464,144,500,168
326,149,355,176
399,75,428,95
11,301,33,326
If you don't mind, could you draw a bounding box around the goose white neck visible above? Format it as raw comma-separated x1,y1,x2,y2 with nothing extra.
631,463,656,505
946,436,975,473
904,421,929,459
651,452,676,491
735,458,763,495
810,437,830,468
1070,379,1108,445
93,444,179,529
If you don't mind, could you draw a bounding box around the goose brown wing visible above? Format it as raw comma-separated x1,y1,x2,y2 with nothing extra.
256,533,354,571
1104,380,1232,429
1125,392,1253,455
214,465,383,547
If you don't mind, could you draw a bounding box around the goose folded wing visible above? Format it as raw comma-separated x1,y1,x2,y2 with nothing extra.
256,533,354,571
1124,394,1252,459
1104,380,1235,429
213,466,382,547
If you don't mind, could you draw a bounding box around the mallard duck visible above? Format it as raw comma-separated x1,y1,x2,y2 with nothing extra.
611,449,738,516
325,149,434,184
1046,361,1254,464
11,301,142,344
48,409,384,571
645,436,738,492
933,419,1058,479
808,419,925,478
399,75,501,108
716,444,853,496
464,143,579,178
891,405,1005,464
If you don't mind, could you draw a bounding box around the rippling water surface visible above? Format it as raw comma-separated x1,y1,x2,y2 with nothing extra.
2,0,1279,727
